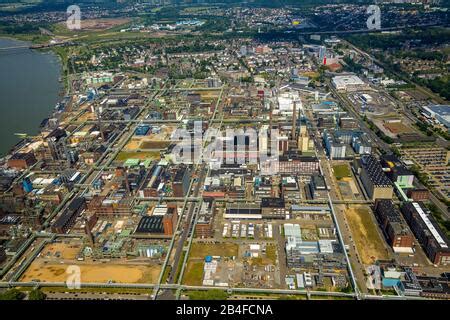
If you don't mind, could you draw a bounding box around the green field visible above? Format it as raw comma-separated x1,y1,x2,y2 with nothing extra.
115,151,160,161
189,243,239,258
333,164,351,180
183,261,204,285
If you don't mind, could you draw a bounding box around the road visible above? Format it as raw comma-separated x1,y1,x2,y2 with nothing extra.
166,165,207,286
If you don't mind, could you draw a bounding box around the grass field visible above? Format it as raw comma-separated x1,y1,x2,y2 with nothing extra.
189,243,239,258
333,164,351,180
183,261,204,285
345,206,390,265
265,244,277,264
139,141,171,149
115,151,160,161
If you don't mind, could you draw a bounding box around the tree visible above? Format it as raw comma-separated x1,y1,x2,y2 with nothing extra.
0,288,25,300
28,289,46,300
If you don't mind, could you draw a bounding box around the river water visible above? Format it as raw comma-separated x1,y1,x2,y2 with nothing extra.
0,38,62,156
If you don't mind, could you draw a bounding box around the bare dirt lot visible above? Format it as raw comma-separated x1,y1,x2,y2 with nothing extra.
40,243,81,260
21,261,161,284
59,18,131,31
383,122,414,135
345,206,391,265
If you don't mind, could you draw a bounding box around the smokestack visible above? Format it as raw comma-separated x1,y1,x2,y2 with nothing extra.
269,100,273,131
292,100,297,141
124,168,131,194
96,104,105,141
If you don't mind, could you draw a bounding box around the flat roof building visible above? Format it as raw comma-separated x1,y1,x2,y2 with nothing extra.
332,75,365,91
422,105,450,129
374,200,414,253
356,155,393,200
401,202,450,265
224,203,262,219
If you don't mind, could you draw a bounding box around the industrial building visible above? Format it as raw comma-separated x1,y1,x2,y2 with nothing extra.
135,205,177,237
401,202,450,265
308,174,328,200
331,75,366,91
51,197,86,233
172,165,191,197
339,117,359,129
422,104,450,129
351,133,372,155
317,116,335,129
87,194,133,216
374,200,414,253
284,223,337,268
7,152,37,170
224,203,262,219
195,201,214,238
399,267,450,299
261,197,286,219
405,188,429,202
356,155,393,200
269,154,320,175
324,130,372,157
323,130,346,160
380,154,418,201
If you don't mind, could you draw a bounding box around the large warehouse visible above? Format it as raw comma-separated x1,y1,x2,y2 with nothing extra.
332,75,366,91
422,105,450,129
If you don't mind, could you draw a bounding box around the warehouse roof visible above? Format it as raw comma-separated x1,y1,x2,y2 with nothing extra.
135,216,164,233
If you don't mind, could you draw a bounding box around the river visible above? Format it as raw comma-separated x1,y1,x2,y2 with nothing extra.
0,38,62,156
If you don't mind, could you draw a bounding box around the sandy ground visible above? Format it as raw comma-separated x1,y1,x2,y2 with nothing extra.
383,122,413,134
124,138,142,150
345,206,390,265
21,261,161,284
40,243,81,260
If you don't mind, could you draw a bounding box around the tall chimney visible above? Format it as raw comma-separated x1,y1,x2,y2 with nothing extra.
292,100,297,141
96,104,105,141
124,168,131,194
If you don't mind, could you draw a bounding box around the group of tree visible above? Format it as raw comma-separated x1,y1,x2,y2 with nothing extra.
0,288,46,300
